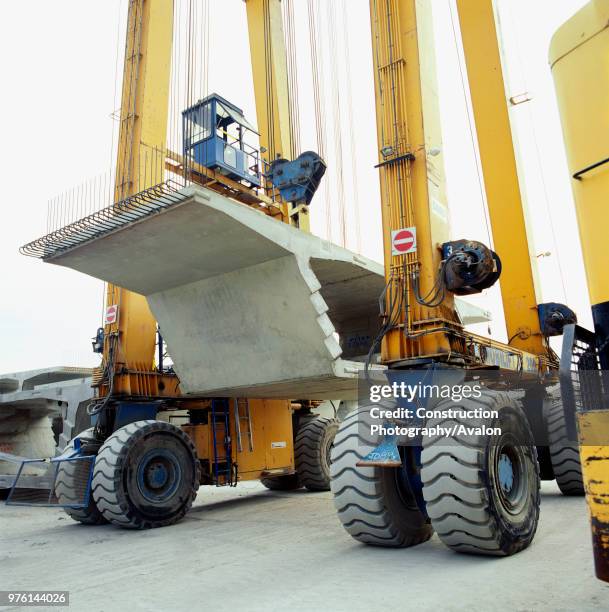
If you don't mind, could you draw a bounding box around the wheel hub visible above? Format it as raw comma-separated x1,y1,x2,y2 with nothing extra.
498,453,514,495
494,440,528,515
136,449,182,503
146,462,169,489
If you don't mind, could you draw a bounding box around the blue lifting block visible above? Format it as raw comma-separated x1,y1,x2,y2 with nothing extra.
268,151,327,205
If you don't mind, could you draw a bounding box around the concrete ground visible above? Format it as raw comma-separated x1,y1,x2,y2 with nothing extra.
1,481,607,612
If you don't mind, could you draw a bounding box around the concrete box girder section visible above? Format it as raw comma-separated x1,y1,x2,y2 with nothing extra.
46,186,490,399
49,186,385,399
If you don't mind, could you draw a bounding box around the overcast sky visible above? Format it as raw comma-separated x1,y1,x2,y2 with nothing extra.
0,0,589,373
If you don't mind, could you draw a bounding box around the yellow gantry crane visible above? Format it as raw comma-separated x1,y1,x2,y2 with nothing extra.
34,0,337,529
330,0,584,558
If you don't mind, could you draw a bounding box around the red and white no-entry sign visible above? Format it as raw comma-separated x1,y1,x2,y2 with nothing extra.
391,227,417,256
105,304,119,325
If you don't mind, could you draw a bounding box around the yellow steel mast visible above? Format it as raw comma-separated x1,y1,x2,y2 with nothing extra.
244,0,292,165
102,0,174,398
244,0,309,231
369,0,456,363
368,0,551,373
455,0,547,357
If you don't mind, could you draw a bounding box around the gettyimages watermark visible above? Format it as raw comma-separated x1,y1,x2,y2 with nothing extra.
366,379,502,440
356,369,609,447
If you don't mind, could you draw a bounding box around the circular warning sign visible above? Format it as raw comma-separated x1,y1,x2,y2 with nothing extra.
105,304,119,325
391,227,417,255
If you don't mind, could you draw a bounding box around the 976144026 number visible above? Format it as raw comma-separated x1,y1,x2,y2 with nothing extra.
0,591,69,607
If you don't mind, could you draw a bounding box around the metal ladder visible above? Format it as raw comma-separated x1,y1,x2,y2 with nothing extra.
234,398,254,452
210,399,234,486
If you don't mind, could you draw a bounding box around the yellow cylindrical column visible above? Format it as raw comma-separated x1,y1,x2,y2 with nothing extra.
368,0,456,363
456,0,547,356
244,0,308,231
104,0,174,396
550,0,609,583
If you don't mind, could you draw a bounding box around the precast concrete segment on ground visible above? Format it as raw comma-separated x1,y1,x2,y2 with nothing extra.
0,481,606,611
45,186,491,401
0,367,93,488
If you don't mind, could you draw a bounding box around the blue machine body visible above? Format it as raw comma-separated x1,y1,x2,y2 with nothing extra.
90,401,162,431
113,401,161,430
182,94,262,187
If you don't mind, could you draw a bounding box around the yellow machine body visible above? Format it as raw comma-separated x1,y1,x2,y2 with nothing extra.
369,0,454,363
182,400,295,483
550,0,609,582
550,1,609,314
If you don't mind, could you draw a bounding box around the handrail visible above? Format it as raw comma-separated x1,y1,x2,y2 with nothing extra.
573,156,609,180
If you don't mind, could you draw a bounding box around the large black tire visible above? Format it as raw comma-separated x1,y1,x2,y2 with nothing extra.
92,420,200,529
55,428,107,526
330,409,433,547
295,416,339,491
260,473,301,491
544,394,585,496
421,392,540,556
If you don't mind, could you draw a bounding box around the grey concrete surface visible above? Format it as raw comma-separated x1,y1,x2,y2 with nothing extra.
49,186,385,400
1,481,607,611
47,186,490,401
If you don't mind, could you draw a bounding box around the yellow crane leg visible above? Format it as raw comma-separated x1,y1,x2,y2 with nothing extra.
550,0,609,583
456,0,547,356
244,0,292,164
244,0,308,231
103,0,174,396
368,0,456,363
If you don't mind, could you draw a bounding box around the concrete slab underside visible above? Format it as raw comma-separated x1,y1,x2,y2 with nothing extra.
49,186,385,399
